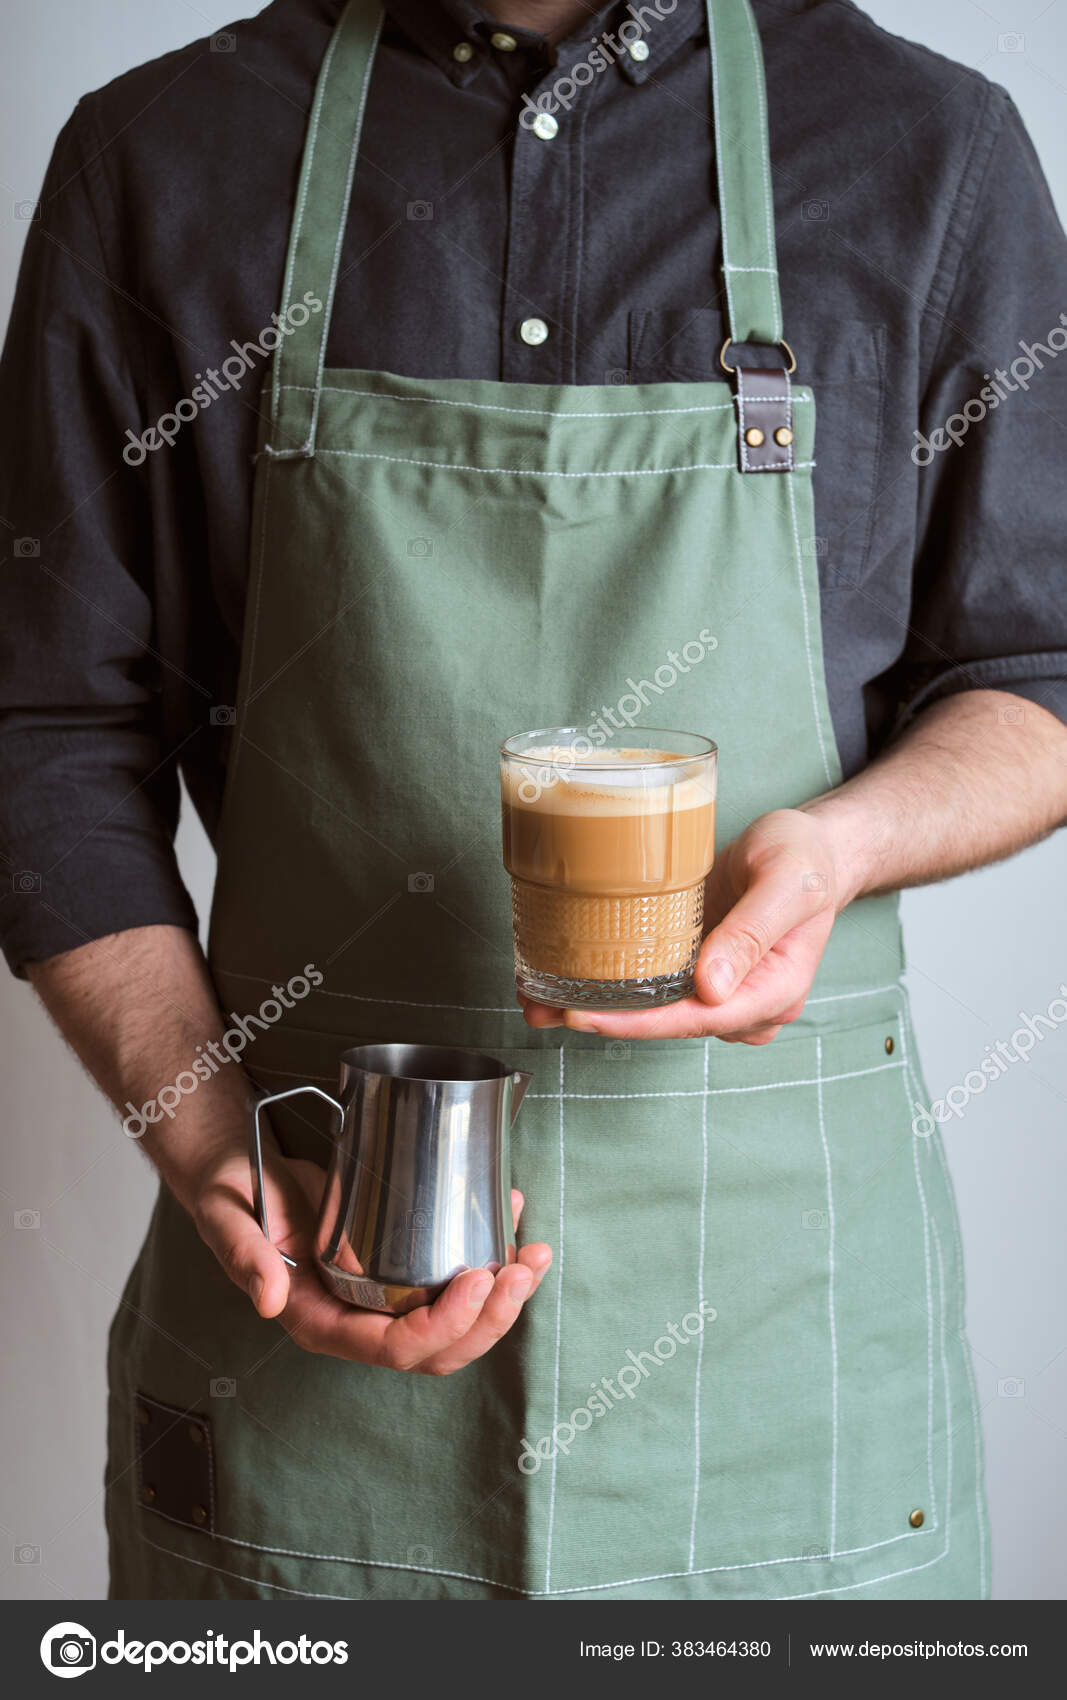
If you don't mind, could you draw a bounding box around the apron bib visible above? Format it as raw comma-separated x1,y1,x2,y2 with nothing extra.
106,0,989,1600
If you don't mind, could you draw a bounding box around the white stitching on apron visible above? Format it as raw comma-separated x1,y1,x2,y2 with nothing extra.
807,983,904,1005
525,1058,906,1098
142,1534,354,1600
895,989,988,1599
687,1040,712,1570
270,22,344,425
280,384,812,415
543,1046,566,1593
776,1225,953,1599
308,11,383,450
905,1028,941,1534
315,451,817,475
143,1513,942,1599
815,1036,840,1557
787,472,836,788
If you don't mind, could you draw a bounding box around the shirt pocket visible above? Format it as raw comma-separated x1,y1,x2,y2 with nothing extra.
628,308,887,593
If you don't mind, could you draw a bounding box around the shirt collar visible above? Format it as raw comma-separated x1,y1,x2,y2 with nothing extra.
383,0,702,89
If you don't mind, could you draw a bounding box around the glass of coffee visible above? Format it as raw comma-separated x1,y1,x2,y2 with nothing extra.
500,728,717,1010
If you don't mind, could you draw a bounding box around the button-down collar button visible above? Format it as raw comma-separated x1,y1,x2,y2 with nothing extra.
628,39,650,61
453,42,474,62
519,317,550,346
532,112,559,140
490,31,518,51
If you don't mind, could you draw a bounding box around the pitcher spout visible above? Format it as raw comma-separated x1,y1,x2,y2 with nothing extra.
511,1070,533,1122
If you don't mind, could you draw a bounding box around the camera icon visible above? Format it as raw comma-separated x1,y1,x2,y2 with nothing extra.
802,872,828,893
42,1625,96,1675
997,704,1025,725
15,201,41,222
802,1542,829,1559
406,200,434,221
605,1041,631,1061
210,705,236,726
210,1377,237,1397
997,1377,1025,1398
407,1544,434,1564
997,32,1025,53
802,199,831,221
211,31,237,52
15,1543,41,1563
803,535,828,557
13,870,42,894
14,536,40,556
605,368,631,386
408,872,435,893
802,1208,828,1230
407,537,434,558
15,1209,40,1229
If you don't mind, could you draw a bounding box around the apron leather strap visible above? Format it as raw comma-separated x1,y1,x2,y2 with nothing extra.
266,0,788,456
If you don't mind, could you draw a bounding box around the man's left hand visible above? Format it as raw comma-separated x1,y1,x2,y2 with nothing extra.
520,808,840,1046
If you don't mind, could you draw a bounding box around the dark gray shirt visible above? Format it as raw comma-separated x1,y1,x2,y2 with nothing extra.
1,0,1066,973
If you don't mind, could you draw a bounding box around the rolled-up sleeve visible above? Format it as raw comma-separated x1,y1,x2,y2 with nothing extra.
0,103,197,976
891,90,1067,731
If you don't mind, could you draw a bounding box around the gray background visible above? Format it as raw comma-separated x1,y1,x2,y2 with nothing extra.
1,0,1064,1602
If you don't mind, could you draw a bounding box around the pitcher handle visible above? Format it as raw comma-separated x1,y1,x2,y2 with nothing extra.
251,1086,345,1269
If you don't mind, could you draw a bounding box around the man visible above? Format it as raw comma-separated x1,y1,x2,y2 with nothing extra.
2,0,1065,1600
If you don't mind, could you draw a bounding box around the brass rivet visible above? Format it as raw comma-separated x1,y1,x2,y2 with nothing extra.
135,1404,151,1425
909,1507,924,1528
774,426,794,447
452,42,473,62
490,31,517,51
187,1422,204,1445
142,1484,157,1505
744,426,765,448
885,1036,895,1055
191,1504,208,1526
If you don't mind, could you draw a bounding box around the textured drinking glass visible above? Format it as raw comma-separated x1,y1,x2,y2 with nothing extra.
501,728,718,1010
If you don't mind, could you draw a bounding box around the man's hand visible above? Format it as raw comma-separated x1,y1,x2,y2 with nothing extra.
522,691,1067,1046
523,808,838,1044
26,922,552,1373
195,1143,552,1374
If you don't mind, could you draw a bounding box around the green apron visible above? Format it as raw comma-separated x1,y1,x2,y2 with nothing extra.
106,0,989,1599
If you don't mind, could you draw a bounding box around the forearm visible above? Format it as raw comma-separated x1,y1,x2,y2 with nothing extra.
26,924,248,1213
804,690,1067,908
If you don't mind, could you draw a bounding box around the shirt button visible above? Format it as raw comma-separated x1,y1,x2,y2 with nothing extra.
532,112,558,140
490,31,518,51
519,318,550,346
452,42,473,62
628,39,650,61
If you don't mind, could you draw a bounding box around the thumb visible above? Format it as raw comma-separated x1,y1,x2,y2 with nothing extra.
697,861,810,1003
196,1186,292,1319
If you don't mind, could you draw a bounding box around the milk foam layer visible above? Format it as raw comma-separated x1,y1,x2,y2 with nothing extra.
503,744,716,815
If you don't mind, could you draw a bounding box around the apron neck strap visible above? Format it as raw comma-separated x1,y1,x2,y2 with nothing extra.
268,0,383,444
706,0,786,356
268,0,787,448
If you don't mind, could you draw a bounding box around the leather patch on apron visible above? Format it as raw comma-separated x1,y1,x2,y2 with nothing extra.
735,366,796,472
134,1391,215,1534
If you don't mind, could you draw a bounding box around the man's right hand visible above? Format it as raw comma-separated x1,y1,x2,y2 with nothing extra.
194,1142,552,1374
27,924,552,1376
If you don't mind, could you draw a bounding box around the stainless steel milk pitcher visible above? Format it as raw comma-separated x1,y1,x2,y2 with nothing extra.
251,1043,531,1314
